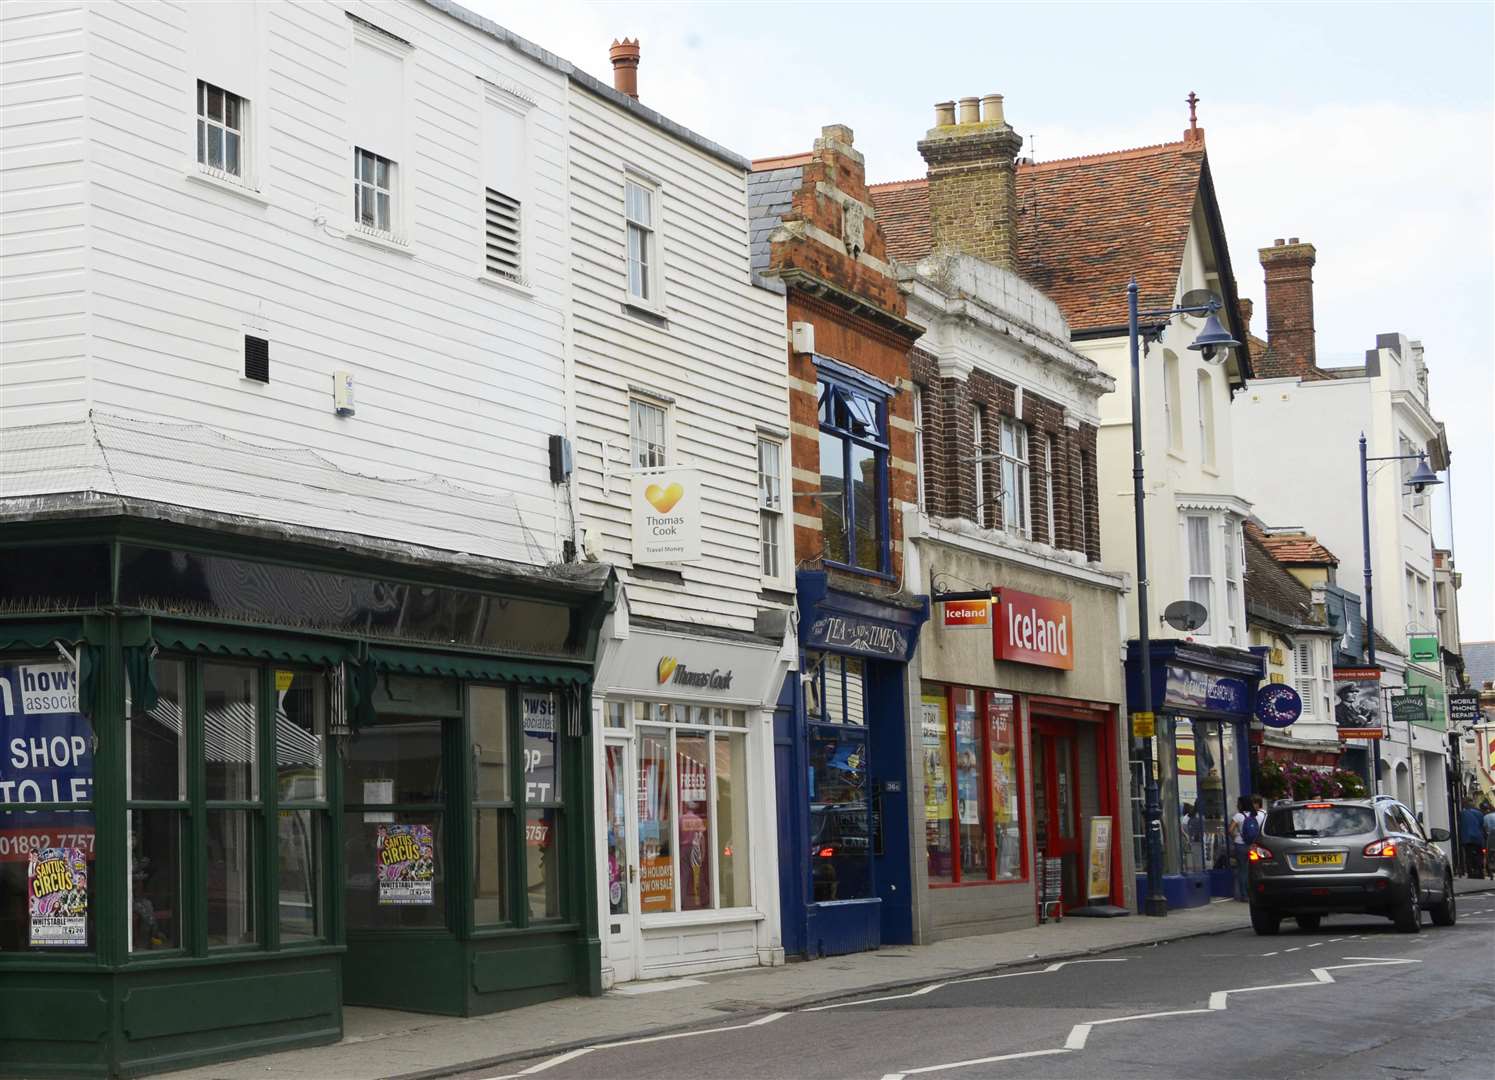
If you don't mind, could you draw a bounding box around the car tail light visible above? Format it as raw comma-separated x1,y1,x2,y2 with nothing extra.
1363,838,1398,858
817,846,835,858
1247,843,1274,862
1305,802,1333,809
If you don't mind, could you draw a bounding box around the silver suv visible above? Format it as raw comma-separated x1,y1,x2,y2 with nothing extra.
1246,796,1455,935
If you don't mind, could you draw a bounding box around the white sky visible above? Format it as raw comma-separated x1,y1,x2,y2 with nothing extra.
463,0,1495,639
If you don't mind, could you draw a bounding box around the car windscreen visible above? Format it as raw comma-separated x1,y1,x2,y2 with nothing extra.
1264,806,1376,838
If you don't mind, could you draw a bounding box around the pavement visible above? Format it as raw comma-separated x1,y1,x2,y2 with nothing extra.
166,880,1495,1080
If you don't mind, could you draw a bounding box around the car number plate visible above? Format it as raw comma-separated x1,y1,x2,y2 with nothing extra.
1295,852,1345,867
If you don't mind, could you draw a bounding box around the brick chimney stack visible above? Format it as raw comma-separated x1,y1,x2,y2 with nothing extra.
1258,237,1318,376
917,93,1024,271
609,38,640,99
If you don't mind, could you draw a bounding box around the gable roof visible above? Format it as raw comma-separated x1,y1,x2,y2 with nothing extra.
1249,524,1340,567
869,134,1251,377
1243,523,1322,632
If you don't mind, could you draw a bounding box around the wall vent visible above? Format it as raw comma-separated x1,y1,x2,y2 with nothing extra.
244,335,269,382
484,187,522,282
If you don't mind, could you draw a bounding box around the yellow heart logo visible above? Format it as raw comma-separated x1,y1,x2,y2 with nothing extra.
645,482,685,514
657,656,677,684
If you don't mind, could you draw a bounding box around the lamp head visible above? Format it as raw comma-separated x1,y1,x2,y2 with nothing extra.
1188,313,1241,363
1407,454,1441,494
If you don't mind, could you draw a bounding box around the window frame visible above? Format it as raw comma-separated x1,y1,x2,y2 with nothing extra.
624,175,662,308
479,85,532,289
1043,435,1057,547
1293,642,1317,718
353,147,397,238
998,417,1029,539
1185,514,1214,636
1222,518,1241,645
629,396,669,471
924,683,1029,888
913,386,927,512
195,80,247,182
816,370,892,578
757,436,787,585
1198,369,1216,469
973,406,988,528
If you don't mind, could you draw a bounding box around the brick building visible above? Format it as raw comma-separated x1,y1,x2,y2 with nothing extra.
868,96,1133,933
751,125,930,958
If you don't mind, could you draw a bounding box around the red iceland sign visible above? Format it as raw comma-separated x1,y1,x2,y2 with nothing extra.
993,588,1074,670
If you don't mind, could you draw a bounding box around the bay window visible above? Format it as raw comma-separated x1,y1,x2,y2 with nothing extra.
1223,519,1242,645
1186,515,1213,635
817,375,890,574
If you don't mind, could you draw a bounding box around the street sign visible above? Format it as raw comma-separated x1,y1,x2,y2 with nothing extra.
1131,711,1155,738
1409,635,1439,663
1448,691,1481,726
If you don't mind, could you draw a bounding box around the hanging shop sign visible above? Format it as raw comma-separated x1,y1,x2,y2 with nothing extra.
1162,666,1250,715
631,467,703,565
1086,816,1113,901
1389,688,1428,725
993,589,1074,670
1254,684,1303,728
1448,691,1481,726
376,823,435,906
1408,635,1439,663
28,845,88,947
941,598,991,630
1333,667,1384,739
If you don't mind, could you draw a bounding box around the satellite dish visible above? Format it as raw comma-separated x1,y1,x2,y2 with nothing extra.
1162,600,1208,632
1180,289,1221,312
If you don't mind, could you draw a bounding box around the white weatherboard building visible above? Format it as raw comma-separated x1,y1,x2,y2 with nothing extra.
1232,240,1451,828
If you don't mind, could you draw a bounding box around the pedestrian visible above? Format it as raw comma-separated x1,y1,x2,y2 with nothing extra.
1482,802,1495,878
1457,799,1485,879
1229,795,1261,901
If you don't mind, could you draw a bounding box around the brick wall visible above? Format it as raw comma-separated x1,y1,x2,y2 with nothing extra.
917,117,1023,271
911,348,1100,562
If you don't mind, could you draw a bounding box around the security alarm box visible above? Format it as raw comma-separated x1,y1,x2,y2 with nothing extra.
791,321,815,355
333,370,355,416
548,434,573,483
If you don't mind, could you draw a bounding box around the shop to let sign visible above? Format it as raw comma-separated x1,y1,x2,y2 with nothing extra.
993,589,1074,670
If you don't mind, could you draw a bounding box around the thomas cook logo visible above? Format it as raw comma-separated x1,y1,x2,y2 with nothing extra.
644,482,684,514
657,657,678,684
655,656,733,691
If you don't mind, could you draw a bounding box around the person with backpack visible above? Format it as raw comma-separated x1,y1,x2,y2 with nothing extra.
1230,795,1262,901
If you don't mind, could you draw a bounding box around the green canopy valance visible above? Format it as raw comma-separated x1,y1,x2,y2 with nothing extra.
365,647,591,688
151,622,356,668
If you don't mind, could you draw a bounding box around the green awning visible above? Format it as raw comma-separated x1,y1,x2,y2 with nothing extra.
0,617,86,653
152,622,355,667
366,647,590,687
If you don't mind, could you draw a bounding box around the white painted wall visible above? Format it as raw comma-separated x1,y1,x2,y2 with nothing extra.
0,1,90,428
1081,207,1251,647
4,0,578,564
566,86,788,632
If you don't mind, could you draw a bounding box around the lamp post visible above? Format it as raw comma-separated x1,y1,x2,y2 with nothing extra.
1127,278,1238,918
1358,435,1442,795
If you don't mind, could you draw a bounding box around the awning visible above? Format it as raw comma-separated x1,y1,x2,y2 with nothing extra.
365,647,590,687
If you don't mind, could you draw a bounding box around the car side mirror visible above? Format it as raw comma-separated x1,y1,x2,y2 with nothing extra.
1428,827,1451,843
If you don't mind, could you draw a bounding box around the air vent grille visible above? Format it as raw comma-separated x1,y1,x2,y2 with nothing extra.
484,187,522,283
244,334,269,382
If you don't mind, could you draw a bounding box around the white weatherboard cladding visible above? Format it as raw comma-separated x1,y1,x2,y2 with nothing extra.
38,0,573,563
0,1,90,429
568,89,788,632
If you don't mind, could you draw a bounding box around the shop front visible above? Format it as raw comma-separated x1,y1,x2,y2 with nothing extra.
778,571,928,959
1125,641,1265,908
592,618,791,984
0,514,612,1078
911,544,1130,940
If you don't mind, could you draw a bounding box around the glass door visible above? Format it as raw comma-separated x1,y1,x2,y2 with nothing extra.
602,737,639,983
1034,721,1082,909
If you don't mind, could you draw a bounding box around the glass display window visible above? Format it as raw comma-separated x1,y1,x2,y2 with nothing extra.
922,683,1028,886
809,725,871,901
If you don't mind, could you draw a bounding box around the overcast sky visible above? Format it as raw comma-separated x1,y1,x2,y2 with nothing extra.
468,0,1495,639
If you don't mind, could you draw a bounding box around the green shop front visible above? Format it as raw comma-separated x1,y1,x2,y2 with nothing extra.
0,514,613,1077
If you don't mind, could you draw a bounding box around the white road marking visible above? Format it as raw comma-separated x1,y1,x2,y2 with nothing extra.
475,1012,786,1080
1260,951,1278,956
1284,946,1301,952
1307,942,1323,947
803,958,1127,1013
882,958,1422,1077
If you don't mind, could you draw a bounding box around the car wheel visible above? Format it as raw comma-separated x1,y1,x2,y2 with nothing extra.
1295,914,1322,931
1393,874,1422,934
1250,904,1281,936
1429,874,1457,927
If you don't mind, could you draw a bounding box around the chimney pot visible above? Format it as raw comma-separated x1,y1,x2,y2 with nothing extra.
1274,238,1285,246
1289,236,1299,244
958,96,980,125
980,94,1005,126
934,101,956,127
609,38,641,99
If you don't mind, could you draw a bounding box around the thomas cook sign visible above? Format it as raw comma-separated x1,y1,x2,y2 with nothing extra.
993,589,1074,670
631,467,702,564
656,656,734,691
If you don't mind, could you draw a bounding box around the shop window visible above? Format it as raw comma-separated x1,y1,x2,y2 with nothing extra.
817,375,890,574
0,656,98,954
470,685,510,927
1165,717,1237,876
809,725,871,901
521,689,563,921
806,653,866,725
921,684,1026,886
632,705,750,915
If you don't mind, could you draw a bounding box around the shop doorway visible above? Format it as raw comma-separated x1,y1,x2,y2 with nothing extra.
602,736,640,984
1032,721,1081,909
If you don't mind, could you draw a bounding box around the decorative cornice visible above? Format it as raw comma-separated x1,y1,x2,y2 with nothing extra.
764,267,924,341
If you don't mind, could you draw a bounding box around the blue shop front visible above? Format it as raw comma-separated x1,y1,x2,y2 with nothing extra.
775,572,928,958
1125,641,1265,909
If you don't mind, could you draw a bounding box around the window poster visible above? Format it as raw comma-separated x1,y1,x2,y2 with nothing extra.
637,734,674,912
920,695,950,822
28,846,88,947
522,691,559,803
376,823,434,906
1086,816,1113,901
677,739,712,910
1,662,96,862
954,701,980,826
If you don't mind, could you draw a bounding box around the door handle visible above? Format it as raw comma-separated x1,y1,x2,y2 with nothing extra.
629,864,637,884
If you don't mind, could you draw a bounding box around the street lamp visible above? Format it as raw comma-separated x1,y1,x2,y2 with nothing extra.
1358,437,1442,794
1127,279,1240,918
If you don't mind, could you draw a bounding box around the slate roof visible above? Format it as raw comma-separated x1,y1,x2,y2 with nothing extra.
1250,526,1340,567
1244,523,1322,632
747,161,805,274
869,136,1243,343
1463,640,1495,690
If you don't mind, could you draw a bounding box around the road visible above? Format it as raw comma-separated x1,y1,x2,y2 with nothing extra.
458,902,1495,1080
